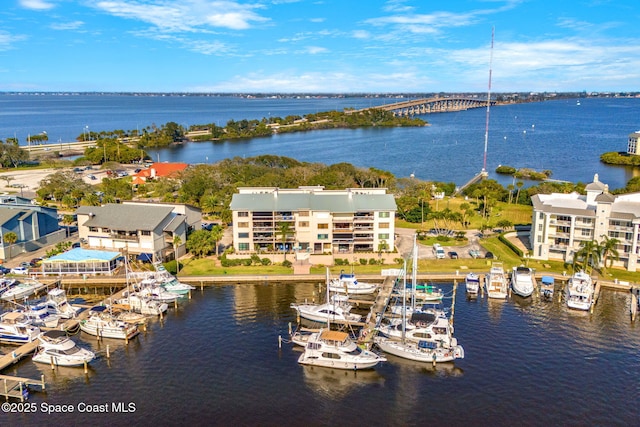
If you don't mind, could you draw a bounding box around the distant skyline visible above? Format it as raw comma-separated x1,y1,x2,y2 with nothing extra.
2,0,640,93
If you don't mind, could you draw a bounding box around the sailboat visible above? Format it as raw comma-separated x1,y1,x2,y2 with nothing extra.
374,256,464,364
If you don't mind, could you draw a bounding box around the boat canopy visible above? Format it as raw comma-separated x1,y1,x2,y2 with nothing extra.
418,340,437,349
541,276,554,285
410,312,436,325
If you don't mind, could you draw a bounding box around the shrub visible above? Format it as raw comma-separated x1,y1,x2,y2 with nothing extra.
499,234,523,257
359,258,368,265
282,260,292,268
260,258,271,266
368,258,378,265
436,235,451,242
163,260,181,275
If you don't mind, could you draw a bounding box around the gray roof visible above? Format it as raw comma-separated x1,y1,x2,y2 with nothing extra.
77,204,174,232
163,214,185,232
230,192,396,213
0,208,22,226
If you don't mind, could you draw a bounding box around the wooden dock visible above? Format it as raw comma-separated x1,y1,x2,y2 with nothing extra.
358,275,398,346
0,341,38,371
0,341,46,401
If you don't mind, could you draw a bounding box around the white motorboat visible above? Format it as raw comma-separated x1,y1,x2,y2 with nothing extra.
1,279,44,301
32,330,95,367
116,292,168,316
80,306,139,340
465,272,480,295
22,302,61,328
328,272,379,295
154,264,195,295
377,310,457,348
511,266,536,297
291,295,362,325
566,271,594,311
297,329,386,370
44,288,80,319
485,262,508,299
0,278,17,296
137,283,179,302
540,276,555,299
0,311,41,344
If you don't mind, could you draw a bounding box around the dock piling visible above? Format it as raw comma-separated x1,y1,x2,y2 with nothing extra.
106,345,110,359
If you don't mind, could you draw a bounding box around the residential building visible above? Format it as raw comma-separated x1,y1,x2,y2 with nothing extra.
131,162,188,185
531,174,640,271
229,186,397,255
0,197,65,261
76,202,196,262
628,131,640,155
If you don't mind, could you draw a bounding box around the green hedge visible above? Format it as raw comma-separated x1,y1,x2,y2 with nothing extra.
499,233,523,257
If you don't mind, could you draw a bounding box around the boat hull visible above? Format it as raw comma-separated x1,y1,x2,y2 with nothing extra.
375,337,464,363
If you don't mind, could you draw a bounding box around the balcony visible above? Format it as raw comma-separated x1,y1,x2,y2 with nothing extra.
110,233,139,241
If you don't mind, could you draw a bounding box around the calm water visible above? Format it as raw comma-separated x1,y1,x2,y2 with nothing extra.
1,94,639,189
2,282,638,426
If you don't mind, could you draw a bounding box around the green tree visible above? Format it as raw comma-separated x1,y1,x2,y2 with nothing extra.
210,225,224,257
515,181,524,204
276,221,294,260
186,229,217,258
599,235,620,272
3,231,17,260
573,240,602,274
173,234,182,273
62,214,75,237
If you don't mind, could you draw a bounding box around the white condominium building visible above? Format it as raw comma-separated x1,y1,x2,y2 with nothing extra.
531,174,640,272
229,186,397,255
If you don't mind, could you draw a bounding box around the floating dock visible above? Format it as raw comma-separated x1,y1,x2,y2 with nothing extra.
0,341,46,401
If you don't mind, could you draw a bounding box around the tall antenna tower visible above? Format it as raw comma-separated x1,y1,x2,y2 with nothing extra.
482,27,494,173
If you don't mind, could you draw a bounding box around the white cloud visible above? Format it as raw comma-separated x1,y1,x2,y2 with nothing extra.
19,0,56,10
301,46,327,54
50,21,85,31
93,0,269,32
0,31,27,51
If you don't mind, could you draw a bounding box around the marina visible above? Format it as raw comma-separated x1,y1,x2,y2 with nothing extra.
1,277,638,424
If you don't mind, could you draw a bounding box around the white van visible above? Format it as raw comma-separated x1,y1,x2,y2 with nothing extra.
435,247,446,259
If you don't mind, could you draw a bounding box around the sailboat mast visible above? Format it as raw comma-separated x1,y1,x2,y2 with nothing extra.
482,27,495,172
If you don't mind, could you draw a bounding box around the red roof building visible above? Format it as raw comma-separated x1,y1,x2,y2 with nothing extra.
132,162,188,185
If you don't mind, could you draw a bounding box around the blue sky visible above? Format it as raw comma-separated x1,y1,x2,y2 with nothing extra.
2,0,640,92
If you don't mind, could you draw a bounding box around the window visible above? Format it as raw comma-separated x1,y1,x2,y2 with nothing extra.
141,230,151,236
298,221,309,228
298,211,309,217
379,212,390,218
537,235,542,243
238,243,249,251
237,222,249,228
581,229,591,237
318,223,329,229
378,233,389,240
317,234,328,240
538,224,543,232
539,212,544,220
238,232,249,238
102,228,110,233
238,212,249,217
379,222,390,229
89,227,98,232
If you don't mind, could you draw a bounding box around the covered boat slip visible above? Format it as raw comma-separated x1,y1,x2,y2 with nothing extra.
40,248,122,276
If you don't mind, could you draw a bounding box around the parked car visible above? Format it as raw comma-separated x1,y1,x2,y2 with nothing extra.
87,174,97,180
0,265,10,274
10,266,29,275
485,251,495,259
448,251,459,259
29,257,43,267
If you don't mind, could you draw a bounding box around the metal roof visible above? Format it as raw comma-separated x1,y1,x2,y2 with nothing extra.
45,248,121,263
77,204,174,231
230,191,396,213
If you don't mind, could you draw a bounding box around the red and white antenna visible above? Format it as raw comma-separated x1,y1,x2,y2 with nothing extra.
482,27,494,172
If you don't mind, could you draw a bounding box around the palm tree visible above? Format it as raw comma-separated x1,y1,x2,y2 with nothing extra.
573,240,602,274
515,181,524,205
599,235,620,272
62,214,75,237
276,221,294,261
3,231,17,260
173,234,182,273
209,225,224,257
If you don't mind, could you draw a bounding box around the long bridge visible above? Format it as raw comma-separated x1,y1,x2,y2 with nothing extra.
353,97,496,117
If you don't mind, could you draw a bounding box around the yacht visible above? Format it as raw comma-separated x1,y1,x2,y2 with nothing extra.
0,311,41,344
79,306,140,340
153,264,195,295
485,262,508,299
0,278,17,297
377,310,457,348
297,329,386,370
116,292,168,316
511,266,535,297
1,279,44,301
374,335,464,364
32,330,95,367
465,272,480,295
22,302,61,328
328,272,379,295
290,294,362,325
566,271,594,311
43,288,80,319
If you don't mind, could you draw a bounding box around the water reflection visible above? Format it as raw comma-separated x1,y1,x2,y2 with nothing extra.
301,365,385,400
383,353,464,377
